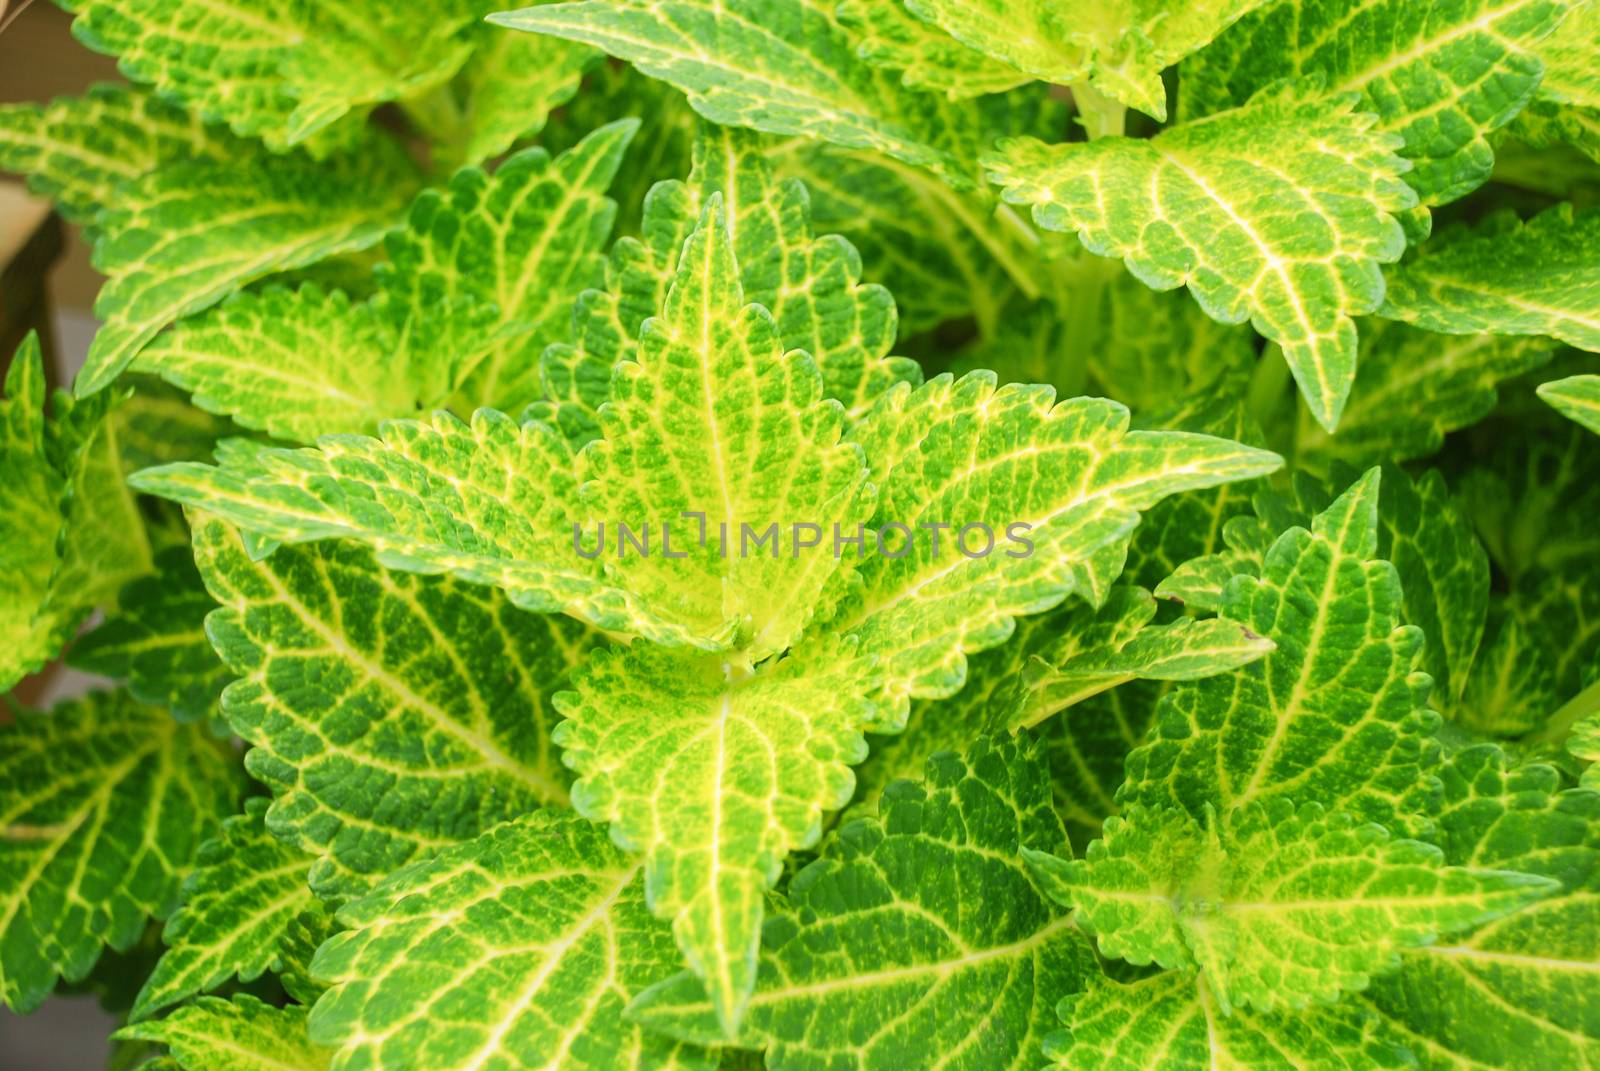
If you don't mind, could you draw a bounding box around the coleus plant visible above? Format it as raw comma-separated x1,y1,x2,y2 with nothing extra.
0,0,1597,1069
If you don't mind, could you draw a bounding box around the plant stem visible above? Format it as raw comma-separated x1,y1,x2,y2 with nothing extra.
1526,677,1600,748
400,82,469,172
1053,255,1113,397
1072,82,1127,140
1247,345,1292,429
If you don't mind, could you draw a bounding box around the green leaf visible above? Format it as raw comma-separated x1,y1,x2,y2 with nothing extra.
0,691,240,1012
489,0,1049,189
1150,495,1283,615
1510,0,1600,162
0,83,233,230
1540,373,1600,433
1378,467,1491,707
111,378,238,473
843,600,1210,852
739,57,1060,345
1359,746,1600,1070
70,545,231,726
50,394,159,608
582,197,870,657
129,798,314,1021
1125,471,1441,833
1,335,151,692
903,0,1276,120
768,139,1041,341
1460,604,1566,737
1116,387,1265,595
66,0,479,149
417,23,596,167
537,63,701,240
1180,0,1572,214
1513,112,1600,175
540,122,919,443
1001,585,1273,732
117,994,328,1071
79,141,419,396
1029,799,1555,1012
114,1048,179,1071
130,409,688,643
820,372,1282,727
276,906,335,1009
307,809,713,1071
846,634,1040,814
1207,467,1593,740
1293,320,1554,469
1379,205,1600,352
1044,969,1410,1070
1461,569,1600,736
1454,419,1599,581
836,0,1031,98
1572,714,1600,787
130,121,637,435
630,734,1098,1069
1533,1,1600,108
555,643,869,1036
387,120,639,413
130,286,410,444
987,92,1416,431
1079,271,1260,417
190,515,590,900
1153,465,1491,714
1449,428,1600,735
1045,680,1167,852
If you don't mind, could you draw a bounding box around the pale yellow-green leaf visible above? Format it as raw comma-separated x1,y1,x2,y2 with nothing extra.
987,92,1415,431
1511,0,1600,162
1046,970,1410,1070
554,643,869,1037
79,142,418,395
582,197,870,659
131,286,410,443
1002,586,1273,732
904,0,1275,119
130,411,696,646
1181,0,1574,217
1539,373,1600,433
815,371,1282,728
490,0,1052,189
117,995,328,1071
835,0,1030,98
1030,800,1555,1013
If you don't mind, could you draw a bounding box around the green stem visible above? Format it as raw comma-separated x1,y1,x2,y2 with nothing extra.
1247,345,1292,430
940,184,1041,302
400,82,469,172
994,203,1042,253
769,142,1047,307
1054,256,1112,397
879,155,1045,303
1072,82,1127,140
1525,677,1600,748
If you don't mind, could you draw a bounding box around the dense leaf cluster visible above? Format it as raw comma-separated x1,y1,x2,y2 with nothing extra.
2,1,1598,1069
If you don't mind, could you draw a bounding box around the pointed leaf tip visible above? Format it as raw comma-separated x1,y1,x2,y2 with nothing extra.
1312,468,1383,557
